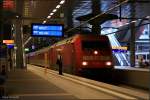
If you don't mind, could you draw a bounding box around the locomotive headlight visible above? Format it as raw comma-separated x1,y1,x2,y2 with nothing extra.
106,61,112,66
94,50,98,55
82,61,88,66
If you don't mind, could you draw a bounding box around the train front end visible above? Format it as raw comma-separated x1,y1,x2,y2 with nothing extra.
76,35,114,72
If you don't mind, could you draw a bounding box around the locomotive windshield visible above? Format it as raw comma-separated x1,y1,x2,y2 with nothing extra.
82,41,110,50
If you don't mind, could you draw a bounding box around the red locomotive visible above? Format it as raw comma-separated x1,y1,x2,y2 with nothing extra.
27,34,114,75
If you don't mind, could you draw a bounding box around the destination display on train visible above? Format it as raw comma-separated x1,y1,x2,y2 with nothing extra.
31,23,63,37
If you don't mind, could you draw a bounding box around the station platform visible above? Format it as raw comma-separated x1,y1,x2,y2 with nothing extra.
5,69,77,100
115,66,149,72
114,66,149,89
2,64,149,100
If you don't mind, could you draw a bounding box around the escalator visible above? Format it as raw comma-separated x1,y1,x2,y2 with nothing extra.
101,27,130,66
109,20,148,66
108,34,130,66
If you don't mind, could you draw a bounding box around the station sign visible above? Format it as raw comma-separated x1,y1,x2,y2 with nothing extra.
112,46,127,50
7,44,14,49
112,46,128,53
3,40,14,44
3,0,14,9
31,23,64,37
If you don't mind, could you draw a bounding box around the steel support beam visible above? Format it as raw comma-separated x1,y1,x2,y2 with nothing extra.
91,0,101,34
65,0,74,29
130,3,136,67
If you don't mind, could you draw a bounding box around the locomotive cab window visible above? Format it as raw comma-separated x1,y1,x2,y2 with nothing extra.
82,41,110,50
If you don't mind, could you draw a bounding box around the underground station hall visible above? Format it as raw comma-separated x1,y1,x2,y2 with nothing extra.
0,0,150,99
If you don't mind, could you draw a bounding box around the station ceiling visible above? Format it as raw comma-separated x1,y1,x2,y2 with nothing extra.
2,0,150,45
5,0,149,25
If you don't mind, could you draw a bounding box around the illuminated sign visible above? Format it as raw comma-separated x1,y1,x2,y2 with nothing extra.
25,48,29,52
3,40,14,44
7,44,14,49
3,0,14,9
112,46,128,53
112,46,127,50
112,49,127,53
31,23,64,37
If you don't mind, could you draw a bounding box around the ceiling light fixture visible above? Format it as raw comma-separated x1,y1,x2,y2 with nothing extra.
125,23,129,25
50,13,54,16
52,9,57,13
146,16,150,19
131,20,136,23
60,0,65,4
47,16,51,19
56,5,61,8
43,0,65,23
43,20,46,24
16,15,19,18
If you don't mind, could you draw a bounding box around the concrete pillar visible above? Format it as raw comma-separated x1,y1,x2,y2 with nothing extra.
14,0,25,68
91,0,101,34
130,3,136,67
15,20,24,68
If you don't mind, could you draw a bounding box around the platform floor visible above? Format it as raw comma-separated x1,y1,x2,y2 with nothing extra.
4,68,119,100
3,64,148,100
3,69,118,100
5,69,77,100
